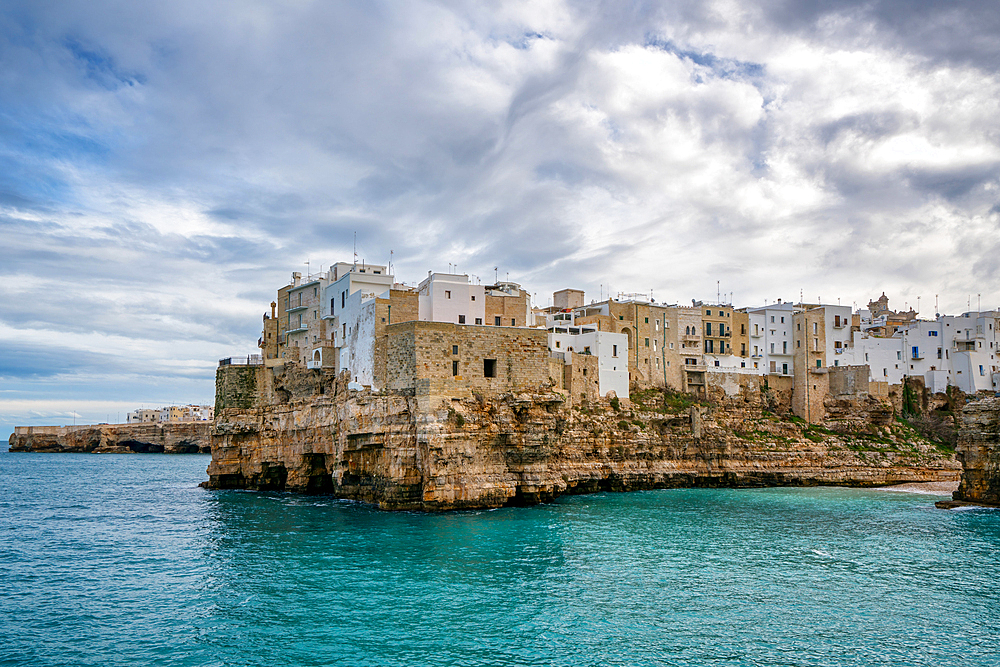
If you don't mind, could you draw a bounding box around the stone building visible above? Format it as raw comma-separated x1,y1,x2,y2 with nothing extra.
385,321,550,404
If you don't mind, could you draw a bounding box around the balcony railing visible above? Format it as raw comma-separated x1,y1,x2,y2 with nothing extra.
219,355,263,367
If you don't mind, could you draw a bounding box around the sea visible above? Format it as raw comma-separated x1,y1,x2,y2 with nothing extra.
1,453,997,667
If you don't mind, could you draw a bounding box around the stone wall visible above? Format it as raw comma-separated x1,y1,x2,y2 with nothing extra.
389,289,419,324
564,353,601,405
485,292,528,327
384,321,550,400
216,364,265,412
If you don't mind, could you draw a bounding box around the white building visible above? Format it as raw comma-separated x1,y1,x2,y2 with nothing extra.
547,325,629,399
746,302,796,377
841,310,1000,393
417,272,486,325
318,262,396,382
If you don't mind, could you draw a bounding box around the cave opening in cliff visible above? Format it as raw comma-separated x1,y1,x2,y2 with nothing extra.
122,440,165,454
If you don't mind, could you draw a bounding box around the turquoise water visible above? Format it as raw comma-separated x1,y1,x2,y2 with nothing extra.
1,454,998,667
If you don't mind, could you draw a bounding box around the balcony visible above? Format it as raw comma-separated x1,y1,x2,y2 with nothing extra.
833,320,846,329
683,363,706,372
750,330,762,338
286,304,308,313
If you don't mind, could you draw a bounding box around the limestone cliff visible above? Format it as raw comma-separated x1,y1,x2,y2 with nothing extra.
949,397,1000,506
206,364,960,510
9,422,211,454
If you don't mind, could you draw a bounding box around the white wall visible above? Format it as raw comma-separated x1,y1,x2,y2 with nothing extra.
417,273,485,325
549,330,629,398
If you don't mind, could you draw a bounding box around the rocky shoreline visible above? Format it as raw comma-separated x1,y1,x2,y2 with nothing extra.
205,364,960,510
8,422,211,454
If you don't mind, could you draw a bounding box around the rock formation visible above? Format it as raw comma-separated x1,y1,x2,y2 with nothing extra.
206,363,960,510
8,422,211,454
938,397,1000,508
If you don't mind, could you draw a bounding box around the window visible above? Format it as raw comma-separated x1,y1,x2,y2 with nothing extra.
475,318,482,325
458,315,466,324
645,338,649,347
781,317,785,324
705,340,714,353
770,361,776,372
980,365,986,376
812,322,817,334
511,318,515,326
584,346,591,354
452,361,459,376
341,291,346,308
816,359,822,368
613,345,618,357
741,324,746,335
929,330,938,336
619,316,624,321
495,316,501,326
741,343,746,355
555,341,560,348
452,345,458,354
714,360,720,367
770,342,775,353
783,341,788,353
445,290,451,299
471,296,475,301
706,309,711,316
484,359,497,377
644,317,648,323
897,351,902,360
782,363,788,374
813,338,818,351
771,316,775,323
706,322,713,336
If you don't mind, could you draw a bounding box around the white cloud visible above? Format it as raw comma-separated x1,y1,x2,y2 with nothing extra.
2,0,1000,434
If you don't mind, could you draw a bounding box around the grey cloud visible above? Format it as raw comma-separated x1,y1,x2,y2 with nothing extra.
758,0,1000,69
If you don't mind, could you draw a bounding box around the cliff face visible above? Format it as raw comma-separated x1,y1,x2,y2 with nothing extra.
952,397,1000,506
9,422,211,454
206,365,960,510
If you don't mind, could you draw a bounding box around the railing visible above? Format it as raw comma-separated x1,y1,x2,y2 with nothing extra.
219,355,263,367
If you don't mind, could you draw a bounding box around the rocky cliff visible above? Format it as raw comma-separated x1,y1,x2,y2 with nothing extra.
206,364,960,510
946,397,1000,507
9,422,211,454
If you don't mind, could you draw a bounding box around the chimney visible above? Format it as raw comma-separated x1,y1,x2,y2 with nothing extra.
271,301,276,318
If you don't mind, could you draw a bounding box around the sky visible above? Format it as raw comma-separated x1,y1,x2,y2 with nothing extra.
2,0,1000,439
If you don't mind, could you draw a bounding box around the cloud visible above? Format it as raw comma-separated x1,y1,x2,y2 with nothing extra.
2,0,1000,430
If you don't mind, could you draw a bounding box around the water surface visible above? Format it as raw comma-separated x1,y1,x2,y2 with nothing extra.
1,453,997,666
